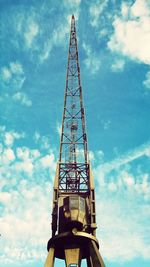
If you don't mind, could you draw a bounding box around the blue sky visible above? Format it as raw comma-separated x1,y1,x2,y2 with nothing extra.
0,0,150,266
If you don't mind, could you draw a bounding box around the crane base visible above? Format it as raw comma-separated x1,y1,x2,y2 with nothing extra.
44,231,105,267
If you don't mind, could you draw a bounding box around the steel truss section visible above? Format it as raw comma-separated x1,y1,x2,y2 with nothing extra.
59,163,89,193
59,14,88,165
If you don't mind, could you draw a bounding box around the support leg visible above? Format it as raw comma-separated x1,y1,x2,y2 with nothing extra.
86,256,94,267
88,240,105,267
44,247,55,267
65,248,82,267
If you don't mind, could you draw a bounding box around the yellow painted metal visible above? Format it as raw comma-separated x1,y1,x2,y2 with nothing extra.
65,248,81,267
45,230,105,267
51,164,59,236
44,248,55,267
88,240,105,267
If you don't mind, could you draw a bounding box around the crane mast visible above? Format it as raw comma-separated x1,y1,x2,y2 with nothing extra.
45,15,105,267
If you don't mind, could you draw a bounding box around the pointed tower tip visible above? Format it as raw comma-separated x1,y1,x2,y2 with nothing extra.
72,14,75,19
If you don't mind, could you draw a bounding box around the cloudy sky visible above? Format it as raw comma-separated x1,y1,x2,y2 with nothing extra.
0,0,150,267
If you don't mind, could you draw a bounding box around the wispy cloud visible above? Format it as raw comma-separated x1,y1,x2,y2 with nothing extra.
1,61,32,107
0,127,25,147
93,141,150,261
13,92,32,107
24,20,39,48
63,0,81,20
89,0,109,27
96,192,150,262
143,70,150,90
82,42,101,74
39,18,70,62
93,141,150,205
111,58,125,72
99,141,150,174
100,119,111,130
56,122,62,137
39,1,81,62
1,67,12,82
1,61,25,89
9,62,24,75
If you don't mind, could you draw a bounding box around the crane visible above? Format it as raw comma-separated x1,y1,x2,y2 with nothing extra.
44,14,105,267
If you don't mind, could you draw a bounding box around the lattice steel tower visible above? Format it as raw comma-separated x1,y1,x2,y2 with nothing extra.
45,15,105,267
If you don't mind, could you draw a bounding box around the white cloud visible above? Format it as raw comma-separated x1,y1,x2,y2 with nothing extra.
4,132,15,146
108,181,117,192
99,28,108,37
121,2,130,18
40,19,70,62
13,92,32,107
0,192,11,205
0,182,51,263
93,142,150,205
93,144,150,261
16,147,41,164
1,61,25,90
96,194,150,261
40,39,53,62
24,20,39,48
63,2,80,21
40,11,81,63
89,0,109,27
40,154,55,169
96,150,105,162
56,122,62,137
143,70,150,89
31,149,41,159
16,147,30,161
34,131,41,142
0,148,16,166
2,148,16,163
14,161,34,175
99,141,150,174
64,0,81,6
111,58,125,72
1,67,12,82
1,129,25,148
101,119,111,130
40,136,51,150
89,150,95,161
108,0,150,64
1,126,150,264
131,0,150,17
0,126,57,263
122,171,135,187
82,42,100,74
9,62,24,75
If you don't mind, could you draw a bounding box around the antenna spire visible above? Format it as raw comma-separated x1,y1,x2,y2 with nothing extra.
59,13,88,165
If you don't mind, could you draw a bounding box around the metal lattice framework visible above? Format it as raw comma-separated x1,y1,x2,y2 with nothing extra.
59,15,89,193
45,15,105,267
